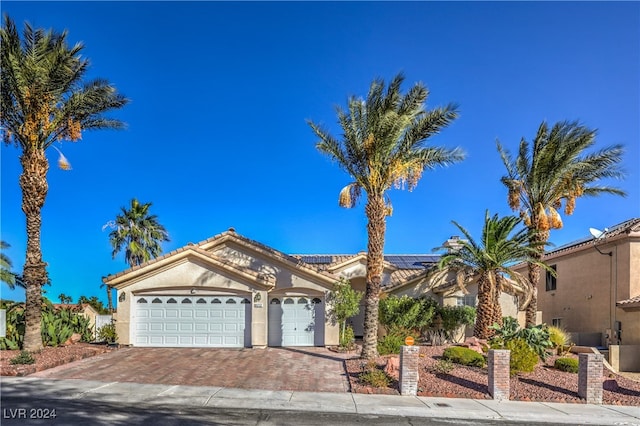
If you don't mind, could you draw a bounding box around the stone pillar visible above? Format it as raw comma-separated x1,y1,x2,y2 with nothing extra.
399,346,419,396
488,349,510,401
578,353,603,404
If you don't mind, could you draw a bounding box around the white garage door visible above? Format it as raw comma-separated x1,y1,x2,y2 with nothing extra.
134,295,250,347
268,297,324,347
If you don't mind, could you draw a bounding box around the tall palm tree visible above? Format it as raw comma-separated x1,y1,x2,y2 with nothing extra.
109,198,170,267
1,16,128,350
100,281,113,313
308,73,464,359
437,212,548,339
1,240,24,290
497,121,625,327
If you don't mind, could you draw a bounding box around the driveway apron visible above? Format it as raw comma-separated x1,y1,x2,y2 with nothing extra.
30,347,357,393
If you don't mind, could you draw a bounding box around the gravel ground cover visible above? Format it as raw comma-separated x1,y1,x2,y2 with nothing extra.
0,343,114,376
345,345,640,405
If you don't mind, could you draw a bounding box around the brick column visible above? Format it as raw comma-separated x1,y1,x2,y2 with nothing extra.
488,349,510,401
399,346,419,396
578,353,603,404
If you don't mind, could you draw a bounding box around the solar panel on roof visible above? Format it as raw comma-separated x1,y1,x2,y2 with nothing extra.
384,255,440,269
298,255,332,264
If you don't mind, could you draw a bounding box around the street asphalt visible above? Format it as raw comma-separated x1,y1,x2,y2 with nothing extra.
1,377,638,425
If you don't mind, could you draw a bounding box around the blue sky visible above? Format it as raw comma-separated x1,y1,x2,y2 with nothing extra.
1,2,638,306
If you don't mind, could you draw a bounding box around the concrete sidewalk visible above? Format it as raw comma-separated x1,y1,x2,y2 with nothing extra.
1,377,639,425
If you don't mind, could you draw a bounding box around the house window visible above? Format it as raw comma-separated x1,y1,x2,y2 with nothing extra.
552,318,562,327
546,265,557,291
457,295,476,307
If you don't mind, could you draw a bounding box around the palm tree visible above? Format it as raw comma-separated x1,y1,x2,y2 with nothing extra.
437,212,548,339
1,240,24,290
308,73,464,359
1,16,128,351
100,282,113,313
109,198,170,267
497,121,625,327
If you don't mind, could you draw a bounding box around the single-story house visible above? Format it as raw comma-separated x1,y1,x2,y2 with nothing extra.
103,229,523,348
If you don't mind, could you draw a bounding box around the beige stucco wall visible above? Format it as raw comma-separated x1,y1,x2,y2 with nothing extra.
524,236,639,346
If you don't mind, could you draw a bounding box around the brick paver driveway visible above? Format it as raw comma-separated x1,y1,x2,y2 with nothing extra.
31,347,358,393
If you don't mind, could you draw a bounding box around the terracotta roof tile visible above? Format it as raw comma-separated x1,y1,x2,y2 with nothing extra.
617,295,640,307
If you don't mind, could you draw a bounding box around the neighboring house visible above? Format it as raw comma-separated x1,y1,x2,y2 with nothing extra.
104,228,523,348
515,218,640,371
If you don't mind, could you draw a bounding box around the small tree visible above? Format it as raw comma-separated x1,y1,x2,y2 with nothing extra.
327,278,362,348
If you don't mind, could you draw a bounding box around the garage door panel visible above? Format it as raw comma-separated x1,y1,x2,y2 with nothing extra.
149,323,164,332
134,295,249,348
268,297,323,347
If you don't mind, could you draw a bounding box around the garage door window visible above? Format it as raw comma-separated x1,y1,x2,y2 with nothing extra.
152,298,162,304
138,298,148,304
167,298,177,304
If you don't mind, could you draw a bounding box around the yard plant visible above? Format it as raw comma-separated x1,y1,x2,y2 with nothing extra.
437,211,548,339
498,121,625,326
554,357,579,373
1,16,128,350
309,73,463,359
442,346,486,367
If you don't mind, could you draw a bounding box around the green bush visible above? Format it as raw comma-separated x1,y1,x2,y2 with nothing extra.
430,359,455,375
10,350,35,365
97,323,117,343
504,338,539,374
554,357,579,373
377,333,405,355
442,346,486,367
359,369,391,388
379,295,436,334
0,304,24,349
427,304,476,345
340,325,356,350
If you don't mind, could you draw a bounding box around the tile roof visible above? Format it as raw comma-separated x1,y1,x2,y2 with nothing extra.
617,295,640,308
545,217,640,256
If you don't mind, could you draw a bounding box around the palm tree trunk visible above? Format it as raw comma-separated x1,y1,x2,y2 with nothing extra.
19,150,49,351
106,285,113,313
474,274,494,339
492,274,504,330
361,194,386,360
525,232,546,327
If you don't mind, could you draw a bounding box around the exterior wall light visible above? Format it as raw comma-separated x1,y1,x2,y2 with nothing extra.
118,292,126,302
254,292,261,302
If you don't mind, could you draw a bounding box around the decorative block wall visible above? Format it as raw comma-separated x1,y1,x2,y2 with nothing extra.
399,346,419,396
488,349,510,400
578,353,603,404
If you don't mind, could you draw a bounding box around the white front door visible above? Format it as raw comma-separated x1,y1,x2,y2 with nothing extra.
268,297,323,347
134,295,250,347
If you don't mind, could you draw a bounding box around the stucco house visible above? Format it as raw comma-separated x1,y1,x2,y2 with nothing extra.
516,218,640,371
103,228,523,348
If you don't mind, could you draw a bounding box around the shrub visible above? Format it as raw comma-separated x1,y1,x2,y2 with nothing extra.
10,350,35,365
377,333,405,355
426,304,476,345
379,295,436,335
504,338,538,374
97,323,117,343
554,357,579,373
340,325,356,350
430,359,455,375
360,369,391,388
548,326,572,354
490,317,553,361
442,346,486,367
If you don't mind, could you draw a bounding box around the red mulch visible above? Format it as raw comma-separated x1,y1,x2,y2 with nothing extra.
0,343,115,376
344,345,640,405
